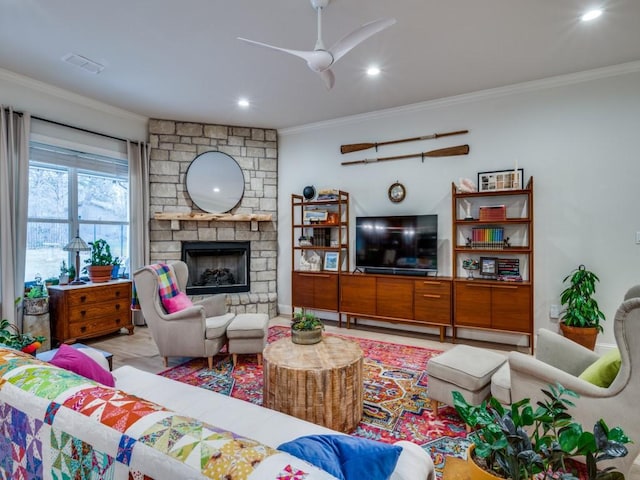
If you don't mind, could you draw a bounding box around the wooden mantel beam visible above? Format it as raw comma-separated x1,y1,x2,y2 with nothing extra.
154,212,273,231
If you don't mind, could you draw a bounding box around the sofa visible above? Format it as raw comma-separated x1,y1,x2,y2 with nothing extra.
0,347,434,479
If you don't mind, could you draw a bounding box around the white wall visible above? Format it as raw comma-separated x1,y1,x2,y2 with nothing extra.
277,63,640,349
0,68,147,141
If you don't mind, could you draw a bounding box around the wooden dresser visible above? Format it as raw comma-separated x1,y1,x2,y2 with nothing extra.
48,280,134,346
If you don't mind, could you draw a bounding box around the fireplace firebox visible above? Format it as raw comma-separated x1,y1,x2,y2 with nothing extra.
181,241,250,295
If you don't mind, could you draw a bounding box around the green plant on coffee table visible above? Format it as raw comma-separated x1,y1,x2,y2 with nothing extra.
291,310,323,331
561,264,606,332
453,383,630,480
84,239,119,267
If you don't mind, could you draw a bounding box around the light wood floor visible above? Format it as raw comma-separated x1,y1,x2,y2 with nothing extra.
83,316,640,476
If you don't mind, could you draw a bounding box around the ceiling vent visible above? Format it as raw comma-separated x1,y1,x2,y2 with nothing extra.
61,53,105,74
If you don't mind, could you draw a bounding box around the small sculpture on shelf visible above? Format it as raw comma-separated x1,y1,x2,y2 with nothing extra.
299,252,322,272
462,258,479,279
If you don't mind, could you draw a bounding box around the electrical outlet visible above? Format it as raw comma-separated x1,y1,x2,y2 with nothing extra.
549,304,561,319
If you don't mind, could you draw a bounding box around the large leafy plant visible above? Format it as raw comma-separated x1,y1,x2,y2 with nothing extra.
453,383,629,480
84,239,119,267
0,299,46,353
560,264,606,331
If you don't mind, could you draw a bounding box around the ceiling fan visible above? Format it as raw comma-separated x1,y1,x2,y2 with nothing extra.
238,0,396,89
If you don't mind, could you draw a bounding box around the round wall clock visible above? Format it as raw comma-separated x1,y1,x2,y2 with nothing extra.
388,182,406,203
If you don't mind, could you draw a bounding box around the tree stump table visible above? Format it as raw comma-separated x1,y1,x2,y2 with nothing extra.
263,335,364,433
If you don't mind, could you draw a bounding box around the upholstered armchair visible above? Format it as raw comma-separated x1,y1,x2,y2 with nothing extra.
495,292,640,476
133,261,235,369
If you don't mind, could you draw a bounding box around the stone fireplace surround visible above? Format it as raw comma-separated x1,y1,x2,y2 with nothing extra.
148,119,278,317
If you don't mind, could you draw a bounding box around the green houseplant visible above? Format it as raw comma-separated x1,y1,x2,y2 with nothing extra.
451,383,630,480
23,282,49,315
84,239,118,283
291,310,324,345
0,298,46,354
560,264,606,350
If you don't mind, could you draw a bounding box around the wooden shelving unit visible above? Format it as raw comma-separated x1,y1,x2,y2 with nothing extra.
291,191,349,317
451,177,534,351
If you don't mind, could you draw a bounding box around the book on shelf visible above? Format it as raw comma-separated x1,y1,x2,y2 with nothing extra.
471,227,505,250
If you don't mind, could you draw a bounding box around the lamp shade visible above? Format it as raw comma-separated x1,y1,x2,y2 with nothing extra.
63,236,91,252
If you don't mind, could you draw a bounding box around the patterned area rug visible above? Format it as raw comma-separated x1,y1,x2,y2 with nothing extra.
159,326,471,477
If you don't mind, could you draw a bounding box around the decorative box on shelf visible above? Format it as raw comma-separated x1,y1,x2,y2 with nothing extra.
479,205,506,221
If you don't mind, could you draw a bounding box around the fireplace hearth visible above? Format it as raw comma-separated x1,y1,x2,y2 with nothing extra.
182,241,250,295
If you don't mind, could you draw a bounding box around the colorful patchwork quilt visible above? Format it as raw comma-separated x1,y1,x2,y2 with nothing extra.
0,347,338,479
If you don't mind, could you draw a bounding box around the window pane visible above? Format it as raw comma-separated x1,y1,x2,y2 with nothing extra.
28,164,68,219
25,222,70,281
78,172,128,221
80,223,129,266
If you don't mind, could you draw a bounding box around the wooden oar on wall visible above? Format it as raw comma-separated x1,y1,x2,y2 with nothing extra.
340,129,468,154
341,144,470,167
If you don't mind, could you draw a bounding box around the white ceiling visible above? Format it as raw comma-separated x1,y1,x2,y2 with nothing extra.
1,0,640,129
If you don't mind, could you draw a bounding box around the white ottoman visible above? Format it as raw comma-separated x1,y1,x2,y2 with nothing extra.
226,313,269,366
427,344,506,416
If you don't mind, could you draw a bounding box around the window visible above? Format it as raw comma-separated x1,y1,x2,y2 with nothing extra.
25,142,129,282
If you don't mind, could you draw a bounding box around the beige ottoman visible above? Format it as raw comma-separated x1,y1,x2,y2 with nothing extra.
427,344,506,416
227,313,269,366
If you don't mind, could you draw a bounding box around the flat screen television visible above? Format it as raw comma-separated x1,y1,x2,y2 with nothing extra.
355,214,438,275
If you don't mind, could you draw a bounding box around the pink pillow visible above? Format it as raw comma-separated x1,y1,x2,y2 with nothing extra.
162,292,194,313
50,343,115,387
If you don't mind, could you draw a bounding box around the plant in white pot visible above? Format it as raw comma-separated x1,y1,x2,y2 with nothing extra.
560,264,606,350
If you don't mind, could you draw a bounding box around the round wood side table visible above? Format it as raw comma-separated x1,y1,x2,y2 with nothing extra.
262,335,364,432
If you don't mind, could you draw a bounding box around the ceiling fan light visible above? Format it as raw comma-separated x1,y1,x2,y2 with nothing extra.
581,9,602,21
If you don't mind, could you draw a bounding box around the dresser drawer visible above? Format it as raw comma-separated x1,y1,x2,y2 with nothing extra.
414,279,451,295
68,298,130,323
68,313,130,339
67,283,130,307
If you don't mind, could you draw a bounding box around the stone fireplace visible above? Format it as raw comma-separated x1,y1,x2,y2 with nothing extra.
148,119,278,317
182,241,250,295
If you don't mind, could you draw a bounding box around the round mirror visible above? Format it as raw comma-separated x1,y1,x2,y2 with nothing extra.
185,151,245,213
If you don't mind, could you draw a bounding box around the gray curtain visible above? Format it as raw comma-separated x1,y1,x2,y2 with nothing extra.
0,107,30,328
128,140,150,326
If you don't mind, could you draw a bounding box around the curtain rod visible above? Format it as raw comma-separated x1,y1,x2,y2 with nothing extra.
32,115,140,144
12,110,141,145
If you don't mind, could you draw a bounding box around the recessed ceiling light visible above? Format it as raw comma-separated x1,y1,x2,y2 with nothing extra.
238,98,250,108
581,9,603,21
366,66,381,76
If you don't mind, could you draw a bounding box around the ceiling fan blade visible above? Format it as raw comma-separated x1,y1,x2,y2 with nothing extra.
238,37,315,63
319,69,335,90
329,17,396,63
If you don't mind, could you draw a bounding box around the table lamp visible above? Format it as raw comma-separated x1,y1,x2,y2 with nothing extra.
63,233,91,285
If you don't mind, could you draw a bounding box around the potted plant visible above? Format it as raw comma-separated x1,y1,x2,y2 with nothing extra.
84,239,118,283
59,260,70,285
0,299,46,354
450,384,630,480
560,264,606,350
291,310,324,345
23,283,49,315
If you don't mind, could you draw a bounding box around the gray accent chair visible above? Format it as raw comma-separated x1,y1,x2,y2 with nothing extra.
133,261,235,369
499,291,640,476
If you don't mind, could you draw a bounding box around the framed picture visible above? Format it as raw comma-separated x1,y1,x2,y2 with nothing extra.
479,256,498,277
323,251,339,271
303,210,328,223
477,168,524,192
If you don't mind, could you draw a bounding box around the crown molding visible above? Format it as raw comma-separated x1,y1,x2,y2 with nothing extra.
0,67,148,123
279,60,640,136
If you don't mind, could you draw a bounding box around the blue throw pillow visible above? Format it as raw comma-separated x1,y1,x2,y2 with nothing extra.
278,434,402,480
